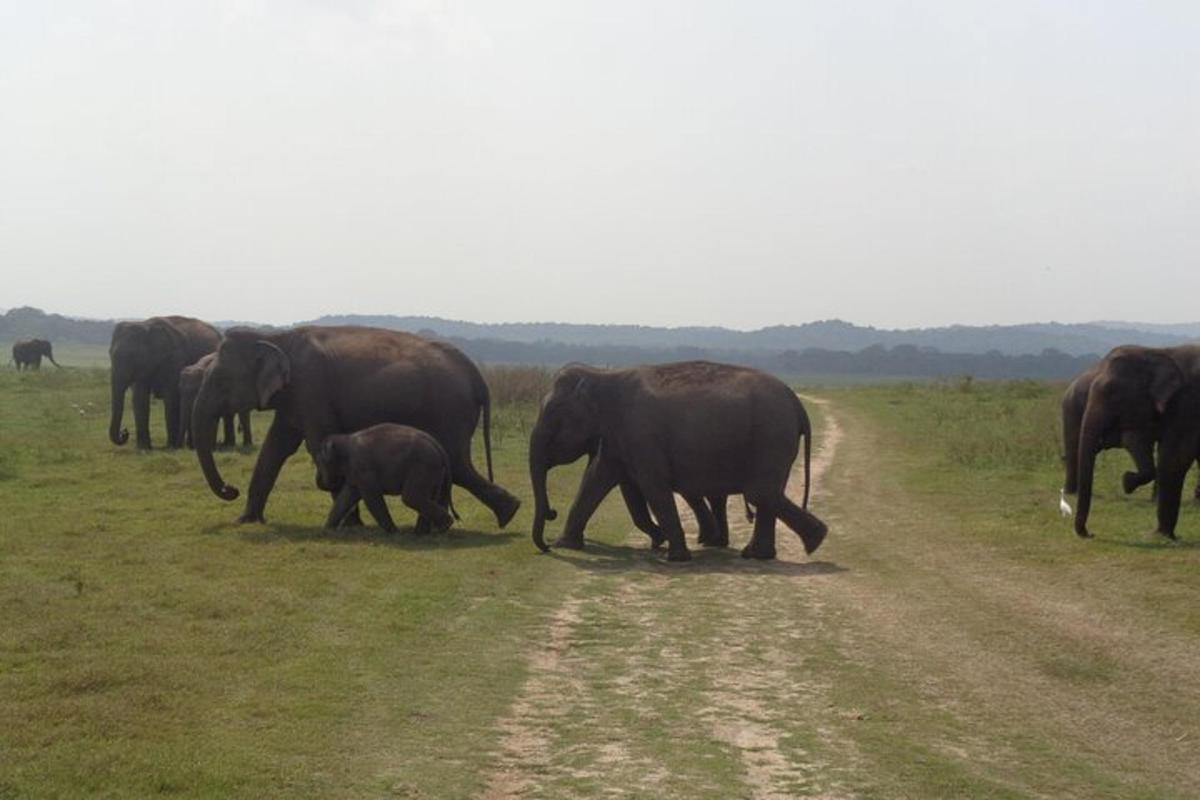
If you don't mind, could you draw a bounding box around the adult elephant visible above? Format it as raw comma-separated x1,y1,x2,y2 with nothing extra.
529,361,826,562
1074,344,1200,540
190,326,520,528
1062,365,1157,496
1062,365,1200,501
178,353,252,450
12,338,61,370
109,316,221,449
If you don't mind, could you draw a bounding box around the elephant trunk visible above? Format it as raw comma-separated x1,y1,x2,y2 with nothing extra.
529,427,558,552
193,387,240,502
109,370,130,446
45,349,61,368
1074,400,1111,538
1062,395,1082,495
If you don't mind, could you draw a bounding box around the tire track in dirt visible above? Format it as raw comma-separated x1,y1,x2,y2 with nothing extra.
480,396,856,799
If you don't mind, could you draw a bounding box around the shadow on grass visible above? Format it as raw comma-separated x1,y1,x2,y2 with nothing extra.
1097,533,1200,551
535,539,848,578
206,522,518,551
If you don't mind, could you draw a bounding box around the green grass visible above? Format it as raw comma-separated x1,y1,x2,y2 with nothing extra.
0,366,628,798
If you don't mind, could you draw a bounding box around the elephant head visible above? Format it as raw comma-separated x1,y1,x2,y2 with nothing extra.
35,339,61,367
1074,348,1180,537
529,366,606,552
313,435,348,493
108,319,183,446
193,332,290,502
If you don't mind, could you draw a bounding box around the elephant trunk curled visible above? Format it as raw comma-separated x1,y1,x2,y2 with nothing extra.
529,425,558,552
193,381,239,502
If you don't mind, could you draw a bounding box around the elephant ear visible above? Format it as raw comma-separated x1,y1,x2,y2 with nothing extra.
254,341,290,409
1150,358,1184,415
146,320,182,362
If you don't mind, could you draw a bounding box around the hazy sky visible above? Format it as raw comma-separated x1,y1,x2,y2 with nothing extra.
2,2,1198,329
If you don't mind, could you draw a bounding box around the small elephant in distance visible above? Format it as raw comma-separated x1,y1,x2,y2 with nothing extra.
315,423,459,535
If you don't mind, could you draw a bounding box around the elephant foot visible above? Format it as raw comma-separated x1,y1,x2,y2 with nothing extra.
1074,526,1092,539
740,543,776,560
1121,472,1146,495
342,509,365,528
700,536,729,548
237,511,266,524
798,519,829,555
1155,528,1179,541
380,523,399,535
553,534,585,550
666,545,692,562
494,495,521,529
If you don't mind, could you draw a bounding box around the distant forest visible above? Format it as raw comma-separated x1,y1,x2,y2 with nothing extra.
4,306,1195,381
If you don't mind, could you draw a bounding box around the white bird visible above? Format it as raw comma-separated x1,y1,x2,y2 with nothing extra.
1059,489,1073,518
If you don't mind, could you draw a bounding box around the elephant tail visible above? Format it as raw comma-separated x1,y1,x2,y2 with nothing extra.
797,398,813,510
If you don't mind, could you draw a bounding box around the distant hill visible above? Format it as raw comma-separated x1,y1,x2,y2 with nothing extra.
305,314,1193,357
5,306,1199,381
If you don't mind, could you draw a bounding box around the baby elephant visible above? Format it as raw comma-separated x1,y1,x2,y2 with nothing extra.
315,424,458,535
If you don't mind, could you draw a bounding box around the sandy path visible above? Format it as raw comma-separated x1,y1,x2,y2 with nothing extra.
480,397,852,799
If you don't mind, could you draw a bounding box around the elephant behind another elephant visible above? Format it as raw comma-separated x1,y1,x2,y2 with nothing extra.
179,353,252,450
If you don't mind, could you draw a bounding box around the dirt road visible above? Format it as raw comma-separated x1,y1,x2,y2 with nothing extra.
479,398,1200,799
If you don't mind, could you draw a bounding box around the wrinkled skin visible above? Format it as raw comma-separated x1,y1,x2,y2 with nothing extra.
109,317,221,449
1062,366,1200,501
315,423,457,535
529,361,826,562
191,326,520,528
178,353,252,450
11,338,61,370
1074,345,1200,540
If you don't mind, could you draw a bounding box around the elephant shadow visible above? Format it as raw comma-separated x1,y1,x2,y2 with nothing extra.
220,523,518,551
1098,534,1200,551
543,540,848,578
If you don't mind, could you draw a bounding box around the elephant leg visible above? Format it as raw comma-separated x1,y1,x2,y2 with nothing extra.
699,495,729,547
619,481,664,548
643,488,691,562
1121,431,1156,495
361,491,398,534
325,485,361,529
403,484,453,533
777,496,829,555
132,382,153,449
1194,456,1200,501
446,443,521,528
555,457,621,549
687,495,722,547
1154,432,1199,540
239,419,304,523
240,411,253,447
221,414,236,449
164,390,183,449
741,503,779,560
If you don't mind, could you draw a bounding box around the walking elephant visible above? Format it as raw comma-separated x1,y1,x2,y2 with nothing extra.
529,361,826,562
109,316,222,449
1074,344,1200,540
190,326,521,528
179,353,252,449
1062,365,1200,501
12,338,61,370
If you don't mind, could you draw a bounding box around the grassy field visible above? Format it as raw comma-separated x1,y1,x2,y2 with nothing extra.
2,369,1199,798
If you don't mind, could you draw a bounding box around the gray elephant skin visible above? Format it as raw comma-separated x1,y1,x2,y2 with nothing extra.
190,325,520,528
529,361,827,562
1074,344,1200,539
315,423,458,535
179,353,252,450
11,338,61,370
109,316,222,449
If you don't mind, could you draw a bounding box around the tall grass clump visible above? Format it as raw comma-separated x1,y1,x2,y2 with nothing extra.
479,366,554,448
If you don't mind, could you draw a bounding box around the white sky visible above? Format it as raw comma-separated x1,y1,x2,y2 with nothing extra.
2,1,1198,328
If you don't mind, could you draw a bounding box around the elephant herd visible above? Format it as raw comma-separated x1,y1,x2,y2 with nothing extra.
104,317,824,562
1061,344,1200,541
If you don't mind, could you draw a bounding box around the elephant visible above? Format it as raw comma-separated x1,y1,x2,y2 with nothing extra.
191,325,521,529
1062,365,1200,501
315,423,458,535
529,361,827,562
1074,344,1200,540
109,316,222,450
11,338,61,370
178,353,252,450
618,486,752,549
